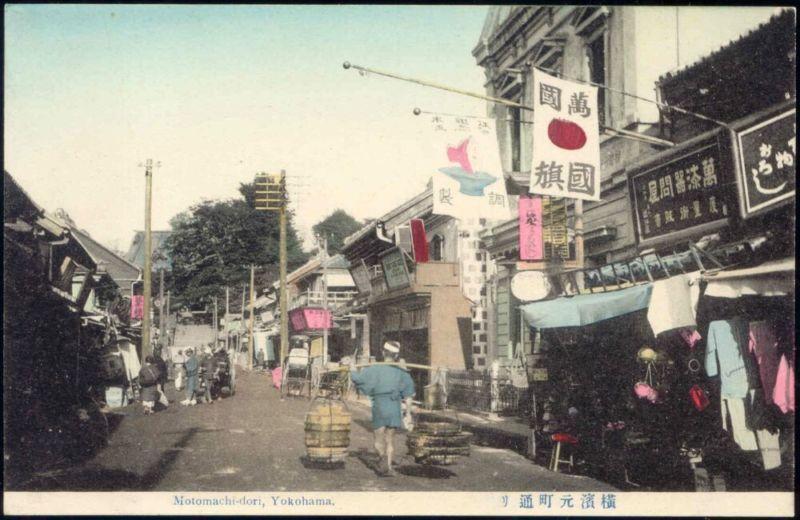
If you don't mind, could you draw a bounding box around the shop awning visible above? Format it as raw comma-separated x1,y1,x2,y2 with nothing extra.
521,283,653,329
702,258,795,298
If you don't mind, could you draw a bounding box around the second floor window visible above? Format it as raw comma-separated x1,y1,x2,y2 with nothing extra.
586,33,607,127
430,235,445,261
510,106,522,172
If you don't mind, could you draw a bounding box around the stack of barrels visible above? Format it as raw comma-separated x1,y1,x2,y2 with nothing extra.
406,418,472,465
304,399,351,464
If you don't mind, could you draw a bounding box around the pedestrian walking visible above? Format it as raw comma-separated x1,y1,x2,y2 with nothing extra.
202,348,219,403
153,346,170,409
181,347,198,406
348,341,415,476
138,355,160,415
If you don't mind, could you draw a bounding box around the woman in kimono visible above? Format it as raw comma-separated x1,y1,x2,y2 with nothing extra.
349,341,415,476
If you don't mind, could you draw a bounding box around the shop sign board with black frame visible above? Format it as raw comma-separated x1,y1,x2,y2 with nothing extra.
734,107,796,218
348,259,372,295
629,130,735,247
380,247,411,291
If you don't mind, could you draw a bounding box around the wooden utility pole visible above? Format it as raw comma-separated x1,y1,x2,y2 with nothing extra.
141,159,155,360
248,264,255,370
320,235,329,363
254,170,289,365
213,296,219,348
166,290,171,345
563,30,586,270
158,268,165,350
225,286,230,351
278,171,289,367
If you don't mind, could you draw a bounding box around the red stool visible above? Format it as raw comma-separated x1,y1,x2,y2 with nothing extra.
549,433,578,472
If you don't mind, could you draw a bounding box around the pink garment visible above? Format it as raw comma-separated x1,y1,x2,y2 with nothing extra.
680,328,702,350
748,321,780,404
772,354,795,413
271,367,283,389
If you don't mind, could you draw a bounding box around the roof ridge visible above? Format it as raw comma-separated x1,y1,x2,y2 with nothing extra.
70,226,142,272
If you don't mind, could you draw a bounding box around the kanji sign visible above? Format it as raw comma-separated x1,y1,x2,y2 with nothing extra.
736,108,796,218
531,69,601,201
542,196,570,260
519,196,543,261
630,137,733,245
380,247,411,291
424,115,510,220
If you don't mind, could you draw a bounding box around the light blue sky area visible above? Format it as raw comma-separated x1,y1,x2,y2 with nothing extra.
4,5,781,252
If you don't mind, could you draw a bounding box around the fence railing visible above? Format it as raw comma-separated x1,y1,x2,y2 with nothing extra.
443,370,529,418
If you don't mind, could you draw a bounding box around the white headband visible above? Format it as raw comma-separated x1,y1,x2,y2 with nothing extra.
383,342,400,353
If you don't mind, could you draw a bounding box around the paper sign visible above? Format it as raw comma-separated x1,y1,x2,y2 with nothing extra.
424,115,510,220
519,196,543,260
130,295,144,320
530,68,601,201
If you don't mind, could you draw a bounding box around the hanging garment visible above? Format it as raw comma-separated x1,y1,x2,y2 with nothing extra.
705,319,752,398
721,397,759,451
647,274,700,336
772,354,795,413
748,321,780,404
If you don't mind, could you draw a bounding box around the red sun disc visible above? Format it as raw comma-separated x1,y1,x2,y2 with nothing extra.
547,119,587,150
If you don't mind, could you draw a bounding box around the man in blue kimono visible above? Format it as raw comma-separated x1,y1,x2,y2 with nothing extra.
349,341,415,476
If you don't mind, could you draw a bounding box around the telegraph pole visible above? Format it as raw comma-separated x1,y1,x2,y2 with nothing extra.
254,170,289,365
213,296,219,348
140,159,156,360
158,268,165,350
278,171,289,367
321,235,329,363
225,286,230,351
248,264,255,371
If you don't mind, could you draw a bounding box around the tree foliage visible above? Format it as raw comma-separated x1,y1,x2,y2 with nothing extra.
164,182,308,309
312,209,365,255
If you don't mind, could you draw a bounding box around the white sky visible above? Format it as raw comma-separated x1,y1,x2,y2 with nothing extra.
4,5,783,253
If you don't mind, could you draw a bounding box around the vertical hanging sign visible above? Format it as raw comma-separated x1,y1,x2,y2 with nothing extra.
519,195,543,260
530,68,601,201
424,115,511,220
130,295,144,320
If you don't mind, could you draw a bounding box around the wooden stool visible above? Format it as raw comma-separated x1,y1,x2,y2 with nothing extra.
549,433,578,472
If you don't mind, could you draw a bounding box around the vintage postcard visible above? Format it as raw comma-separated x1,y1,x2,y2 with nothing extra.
3,4,795,516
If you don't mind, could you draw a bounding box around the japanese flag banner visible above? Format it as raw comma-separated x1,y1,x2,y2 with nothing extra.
424,114,511,220
530,68,601,201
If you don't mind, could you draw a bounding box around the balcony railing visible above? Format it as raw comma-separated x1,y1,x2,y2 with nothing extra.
290,289,358,310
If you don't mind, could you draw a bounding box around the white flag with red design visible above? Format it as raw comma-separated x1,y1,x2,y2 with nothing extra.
530,68,601,201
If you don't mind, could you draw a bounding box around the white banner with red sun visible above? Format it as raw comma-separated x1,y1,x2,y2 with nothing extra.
530,68,601,201
425,115,511,220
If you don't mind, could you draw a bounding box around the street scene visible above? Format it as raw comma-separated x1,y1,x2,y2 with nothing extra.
3,4,796,516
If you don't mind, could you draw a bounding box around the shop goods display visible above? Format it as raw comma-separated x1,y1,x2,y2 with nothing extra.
304,399,351,464
406,419,472,465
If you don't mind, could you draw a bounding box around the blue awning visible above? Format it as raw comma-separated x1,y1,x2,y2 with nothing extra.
521,284,653,329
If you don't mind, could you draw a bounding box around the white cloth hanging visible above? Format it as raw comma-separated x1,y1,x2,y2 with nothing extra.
647,273,701,336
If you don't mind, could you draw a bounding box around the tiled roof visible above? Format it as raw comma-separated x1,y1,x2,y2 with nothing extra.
125,230,172,270
659,9,796,84
69,227,141,293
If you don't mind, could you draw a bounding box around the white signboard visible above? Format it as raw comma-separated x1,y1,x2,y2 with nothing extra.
530,68,601,201
424,115,511,220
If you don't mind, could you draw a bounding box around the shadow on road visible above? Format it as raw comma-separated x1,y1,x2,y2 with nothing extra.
396,464,456,479
18,427,200,491
299,456,346,471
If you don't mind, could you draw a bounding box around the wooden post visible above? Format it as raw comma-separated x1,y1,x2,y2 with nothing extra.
321,235,329,363
279,171,289,366
213,296,218,348
225,286,230,351
158,268,165,349
142,159,154,360
248,264,255,371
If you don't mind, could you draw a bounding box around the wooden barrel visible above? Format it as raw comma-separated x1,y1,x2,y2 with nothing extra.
304,400,351,463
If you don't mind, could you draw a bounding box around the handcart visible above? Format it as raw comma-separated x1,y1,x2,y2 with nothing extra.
281,347,311,398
